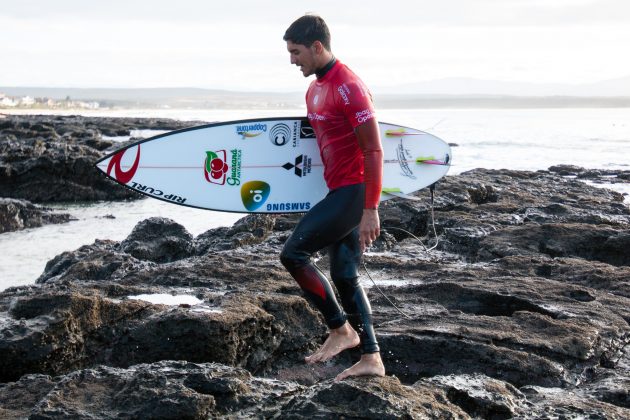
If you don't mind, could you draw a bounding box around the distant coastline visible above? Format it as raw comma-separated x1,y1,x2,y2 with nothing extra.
2,87,630,110
376,94,630,109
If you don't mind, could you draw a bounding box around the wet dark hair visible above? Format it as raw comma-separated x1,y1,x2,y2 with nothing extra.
283,14,331,51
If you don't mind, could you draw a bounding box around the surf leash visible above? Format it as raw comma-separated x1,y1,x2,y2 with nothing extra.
362,183,440,320
382,183,439,251
424,118,446,132
384,118,446,137
362,260,412,320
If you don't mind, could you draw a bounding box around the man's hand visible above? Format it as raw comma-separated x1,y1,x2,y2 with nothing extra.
359,209,380,252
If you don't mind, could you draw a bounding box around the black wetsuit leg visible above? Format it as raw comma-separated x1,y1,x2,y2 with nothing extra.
280,183,380,354
329,229,380,354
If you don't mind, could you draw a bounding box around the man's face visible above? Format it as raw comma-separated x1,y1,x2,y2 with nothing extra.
286,41,317,77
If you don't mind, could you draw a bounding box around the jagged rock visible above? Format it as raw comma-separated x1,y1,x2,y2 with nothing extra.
0,374,56,419
0,115,198,202
478,223,630,265
0,132,137,202
1,361,302,419
548,164,586,176
582,367,630,409
36,239,149,284
0,362,473,419
495,255,630,298
1,163,629,418
467,183,500,205
279,376,469,419
0,290,159,382
425,374,526,419
0,285,323,384
194,214,276,253
0,197,73,233
520,385,630,419
120,217,194,263
108,294,283,371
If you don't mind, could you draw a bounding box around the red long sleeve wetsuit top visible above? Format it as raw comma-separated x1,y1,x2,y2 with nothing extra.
305,59,383,209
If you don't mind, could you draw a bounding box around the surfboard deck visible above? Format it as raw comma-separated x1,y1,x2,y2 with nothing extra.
94,117,451,213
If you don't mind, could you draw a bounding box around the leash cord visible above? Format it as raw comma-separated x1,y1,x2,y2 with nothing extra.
363,184,439,320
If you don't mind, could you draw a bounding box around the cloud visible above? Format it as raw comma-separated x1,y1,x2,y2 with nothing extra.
3,0,629,26
1,0,629,89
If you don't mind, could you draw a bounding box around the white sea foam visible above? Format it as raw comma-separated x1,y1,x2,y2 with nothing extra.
102,129,169,142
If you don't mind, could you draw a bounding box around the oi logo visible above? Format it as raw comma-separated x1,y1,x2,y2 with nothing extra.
204,150,228,184
240,181,270,211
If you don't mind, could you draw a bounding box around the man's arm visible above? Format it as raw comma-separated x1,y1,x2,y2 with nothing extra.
355,118,383,252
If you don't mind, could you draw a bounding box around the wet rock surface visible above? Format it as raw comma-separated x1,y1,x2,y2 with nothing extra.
0,114,198,203
1,154,630,417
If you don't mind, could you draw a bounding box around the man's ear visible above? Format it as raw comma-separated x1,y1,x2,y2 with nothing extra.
311,40,324,55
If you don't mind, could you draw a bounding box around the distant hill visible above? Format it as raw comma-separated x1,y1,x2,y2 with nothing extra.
0,87,304,109
2,83,630,109
374,76,630,97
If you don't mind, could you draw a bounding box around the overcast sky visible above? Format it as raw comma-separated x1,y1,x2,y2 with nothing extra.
1,0,629,91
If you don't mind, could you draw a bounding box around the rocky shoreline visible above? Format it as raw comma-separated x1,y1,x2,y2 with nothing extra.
0,114,629,418
0,114,199,232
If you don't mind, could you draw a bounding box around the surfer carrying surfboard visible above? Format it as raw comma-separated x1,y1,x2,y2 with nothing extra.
281,14,386,382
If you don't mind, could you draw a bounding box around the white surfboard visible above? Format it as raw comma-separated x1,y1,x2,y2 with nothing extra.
94,117,451,213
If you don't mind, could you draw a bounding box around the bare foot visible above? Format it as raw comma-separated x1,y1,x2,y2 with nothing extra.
305,322,360,364
334,352,386,382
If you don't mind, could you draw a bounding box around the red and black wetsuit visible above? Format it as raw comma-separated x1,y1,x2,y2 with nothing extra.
280,58,382,354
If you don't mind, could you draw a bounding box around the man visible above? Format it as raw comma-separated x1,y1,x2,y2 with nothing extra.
281,14,385,381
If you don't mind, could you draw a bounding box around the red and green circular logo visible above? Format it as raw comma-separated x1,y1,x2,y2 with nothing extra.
204,150,228,184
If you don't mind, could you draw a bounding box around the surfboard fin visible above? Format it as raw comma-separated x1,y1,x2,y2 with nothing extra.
416,153,451,166
384,129,425,137
381,188,422,201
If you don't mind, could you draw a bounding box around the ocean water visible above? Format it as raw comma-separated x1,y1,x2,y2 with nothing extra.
1,107,629,290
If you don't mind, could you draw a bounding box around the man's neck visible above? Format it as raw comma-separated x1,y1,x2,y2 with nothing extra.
316,56,336,79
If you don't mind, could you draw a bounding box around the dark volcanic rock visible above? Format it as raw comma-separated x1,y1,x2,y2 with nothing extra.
0,115,199,202
478,223,630,266
0,374,57,419
520,384,630,419
1,166,630,418
120,217,194,263
0,290,160,382
194,213,277,253
0,287,322,383
1,361,299,419
0,197,73,233
36,239,150,285
109,295,279,371
279,376,469,419
426,374,526,419
0,361,475,419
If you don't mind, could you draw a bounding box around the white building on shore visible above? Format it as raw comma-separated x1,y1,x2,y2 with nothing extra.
20,96,36,106
0,93,100,109
0,94,17,107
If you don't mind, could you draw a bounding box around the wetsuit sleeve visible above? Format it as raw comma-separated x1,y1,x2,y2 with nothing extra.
355,119,383,209
337,81,382,209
